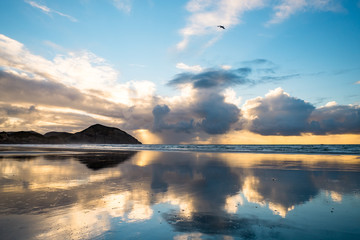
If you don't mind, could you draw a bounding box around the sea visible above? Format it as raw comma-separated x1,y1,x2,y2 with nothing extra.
0,144,359,240
1,143,360,155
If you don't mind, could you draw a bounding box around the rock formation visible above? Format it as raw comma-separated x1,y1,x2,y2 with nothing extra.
0,124,142,144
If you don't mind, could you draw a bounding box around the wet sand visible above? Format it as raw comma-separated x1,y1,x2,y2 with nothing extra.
0,146,359,239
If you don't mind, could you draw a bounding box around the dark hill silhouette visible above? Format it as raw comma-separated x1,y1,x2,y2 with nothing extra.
0,124,141,144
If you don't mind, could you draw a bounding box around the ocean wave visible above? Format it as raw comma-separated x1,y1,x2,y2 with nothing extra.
2,144,360,155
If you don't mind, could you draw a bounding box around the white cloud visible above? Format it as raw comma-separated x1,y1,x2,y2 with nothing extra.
176,62,203,72
52,51,118,91
266,0,307,25
25,0,78,22
223,88,242,107
325,101,337,107
0,34,118,92
221,65,232,70
0,34,159,108
178,0,344,49
113,0,132,13
177,0,264,50
26,0,51,13
266,0,343,26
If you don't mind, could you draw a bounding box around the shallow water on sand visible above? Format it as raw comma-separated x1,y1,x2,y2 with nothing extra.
0,146,360,240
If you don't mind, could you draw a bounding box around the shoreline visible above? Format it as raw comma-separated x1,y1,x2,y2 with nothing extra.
1,144,359,156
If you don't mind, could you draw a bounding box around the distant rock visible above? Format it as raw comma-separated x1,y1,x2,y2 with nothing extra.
70,124,141,144
0,131,45,144
43,132,74,144
0,124,142,144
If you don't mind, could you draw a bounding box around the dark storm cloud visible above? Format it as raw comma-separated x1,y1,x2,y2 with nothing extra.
168,67,252,89
152,104,194,133
309,105,360,134
152,94,240,136
245,88,360,136
151,69,240,137
195,93,239,134
152,67,246,137
152,104,171,132
246,89,315,135
154,66,301,138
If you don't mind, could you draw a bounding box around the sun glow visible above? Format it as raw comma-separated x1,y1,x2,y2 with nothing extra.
205,130,360,145
133,129,162,144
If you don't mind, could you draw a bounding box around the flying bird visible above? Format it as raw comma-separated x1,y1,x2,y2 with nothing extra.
217,25,225,29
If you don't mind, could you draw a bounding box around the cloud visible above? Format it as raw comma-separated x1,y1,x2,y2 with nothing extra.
195,93,240,134
177,0,345,49
0,102,104,133
243,88,360,136
0,34,118,93
176,62,203,72
221,65,232,70
243,88,315,135
266,0,307,25
1,34,359,142
152,94,240,137
113,0,133,13
152,67,244,138
0,71,126,119
169,67,252,89
242,58,274,66
156,66,358,140
309,104,360,134
0,70,161,134
266,0,344,26
25,0,78,22
152,104,194,134
177,0,264,50
0,34,160,136
169,64,296,89
152,104,171,132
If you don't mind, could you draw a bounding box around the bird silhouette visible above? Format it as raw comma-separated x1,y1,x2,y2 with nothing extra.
217,25,225,29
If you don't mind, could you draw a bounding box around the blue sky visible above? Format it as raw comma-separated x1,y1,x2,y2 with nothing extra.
0,0,359,143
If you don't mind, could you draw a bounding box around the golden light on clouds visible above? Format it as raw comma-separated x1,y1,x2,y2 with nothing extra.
242,176,266,206
328,191,343,203
268,203,295,218
224,194,244,214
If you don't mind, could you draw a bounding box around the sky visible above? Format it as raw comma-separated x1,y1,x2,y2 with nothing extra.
0,0,359,144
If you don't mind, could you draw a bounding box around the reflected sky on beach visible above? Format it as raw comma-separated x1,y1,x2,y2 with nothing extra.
0,148,360,240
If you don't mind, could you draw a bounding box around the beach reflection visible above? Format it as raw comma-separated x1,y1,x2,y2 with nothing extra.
0,149,360,239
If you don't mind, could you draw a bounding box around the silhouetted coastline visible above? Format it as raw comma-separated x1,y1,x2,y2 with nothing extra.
0,124,141,144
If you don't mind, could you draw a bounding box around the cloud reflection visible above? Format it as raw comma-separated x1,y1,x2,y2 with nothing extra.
0,150,360,239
